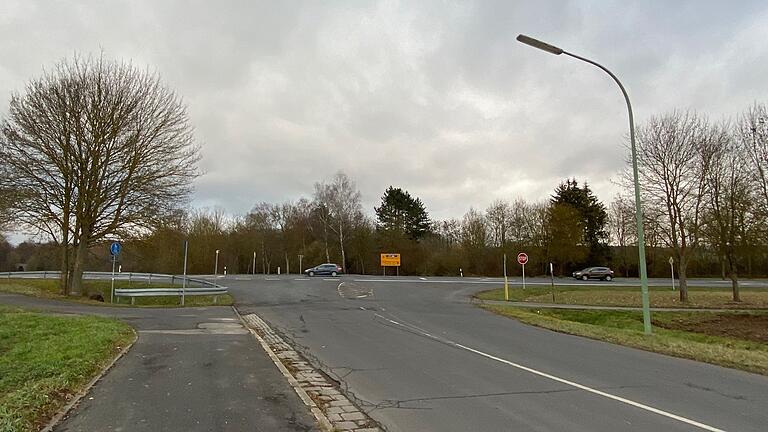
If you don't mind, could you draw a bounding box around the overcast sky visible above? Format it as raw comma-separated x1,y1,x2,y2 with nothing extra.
2,0,767,222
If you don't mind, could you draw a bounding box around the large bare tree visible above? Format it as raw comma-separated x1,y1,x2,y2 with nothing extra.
313,172,362,272
0,54,200,295
739,103,768,214
703,122,761,301
632,110,713,301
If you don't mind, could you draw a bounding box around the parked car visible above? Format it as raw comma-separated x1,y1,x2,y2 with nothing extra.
572,267,614,281
304,263,343,277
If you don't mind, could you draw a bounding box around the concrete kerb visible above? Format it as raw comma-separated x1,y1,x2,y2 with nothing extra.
41,327,138,432
233,306,382,432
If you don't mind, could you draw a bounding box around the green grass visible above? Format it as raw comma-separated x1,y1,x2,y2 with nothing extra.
477,284,768,309
481,305,768,375
0,305,135,432
0,278,233,307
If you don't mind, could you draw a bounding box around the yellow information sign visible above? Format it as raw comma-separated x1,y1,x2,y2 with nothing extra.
380,253,401,267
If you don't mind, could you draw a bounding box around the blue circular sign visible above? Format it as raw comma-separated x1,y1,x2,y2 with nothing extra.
110,242,122,255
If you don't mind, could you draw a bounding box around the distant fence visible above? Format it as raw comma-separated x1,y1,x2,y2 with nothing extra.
0,271,228,305
0,270,222,289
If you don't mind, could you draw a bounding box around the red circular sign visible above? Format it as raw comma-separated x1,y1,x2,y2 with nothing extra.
517,252,528,265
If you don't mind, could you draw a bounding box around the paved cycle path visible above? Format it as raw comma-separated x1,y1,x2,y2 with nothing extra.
0,292,318,432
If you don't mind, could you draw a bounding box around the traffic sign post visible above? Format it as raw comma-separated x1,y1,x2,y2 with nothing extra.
110,242,121,304
669,256,676,291
503,254,509,301
517,252,528,290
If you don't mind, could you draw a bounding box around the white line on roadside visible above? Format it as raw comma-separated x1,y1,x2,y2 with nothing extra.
323,278,338,281
373,313,726,432
419,277,427,280
337,282,345,297
294,278,310,281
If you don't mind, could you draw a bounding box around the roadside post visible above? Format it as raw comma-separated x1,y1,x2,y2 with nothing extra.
550,262,556,303
253,251,257,276
182,240,188,306
517,252,528,290
669,256,676,291
503,254,509,301
298,254,304,275
109,242,121,303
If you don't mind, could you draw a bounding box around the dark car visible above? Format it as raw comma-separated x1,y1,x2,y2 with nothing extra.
304,263,343,277
573,267,614,281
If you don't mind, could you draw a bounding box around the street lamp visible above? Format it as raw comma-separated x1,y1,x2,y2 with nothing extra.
215,249,220,276
517,34,652,334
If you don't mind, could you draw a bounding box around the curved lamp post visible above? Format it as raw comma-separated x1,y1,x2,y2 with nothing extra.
517,34,652,334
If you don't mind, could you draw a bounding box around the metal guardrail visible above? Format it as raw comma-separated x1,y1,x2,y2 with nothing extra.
0,271,228,305
114,286,228,305
0,270,221,288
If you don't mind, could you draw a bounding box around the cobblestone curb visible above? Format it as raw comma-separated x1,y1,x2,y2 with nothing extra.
236,309,382,432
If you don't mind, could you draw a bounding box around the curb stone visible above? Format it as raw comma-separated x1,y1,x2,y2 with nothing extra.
234,307,383,432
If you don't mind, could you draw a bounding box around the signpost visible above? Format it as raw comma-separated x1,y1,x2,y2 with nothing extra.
517,252,528,290
182,240,188,306
549,262,556,303
503,254,509,301
110,242,121,303
381,253,401,276
669,256,676,291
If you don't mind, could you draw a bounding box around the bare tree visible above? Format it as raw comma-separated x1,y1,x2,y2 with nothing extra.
485,199,512,248
313,172,362,272
608,194,637,276
738,103,768,214
702,123,759,301
0,54,200,294
632,110,713,301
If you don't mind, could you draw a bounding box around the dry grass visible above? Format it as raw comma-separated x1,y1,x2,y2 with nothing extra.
527,290,768,309
481,305,768,376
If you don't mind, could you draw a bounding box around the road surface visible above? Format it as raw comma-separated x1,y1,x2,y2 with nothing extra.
227,274,768,432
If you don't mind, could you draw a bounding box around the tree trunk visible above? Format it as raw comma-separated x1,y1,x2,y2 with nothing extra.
728,257,740,302
59,242,70,296
323,225,330,262
338,221,346,273
678,257,689,302
70,233,89,296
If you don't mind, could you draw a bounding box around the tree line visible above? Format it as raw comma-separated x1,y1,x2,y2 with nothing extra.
1,54,766,303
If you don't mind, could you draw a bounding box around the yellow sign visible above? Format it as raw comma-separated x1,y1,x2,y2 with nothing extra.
380,253,401,267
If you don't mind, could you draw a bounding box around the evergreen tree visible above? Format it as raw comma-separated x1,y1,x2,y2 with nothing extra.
375,186,431,241
551,179,609,264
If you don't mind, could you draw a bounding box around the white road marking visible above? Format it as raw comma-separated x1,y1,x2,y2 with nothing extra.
419,277,427,280
323,278,338,281
294,278,310,281
373,314,726,432
265,278,280,281
354,278,643,287
337,282,345,297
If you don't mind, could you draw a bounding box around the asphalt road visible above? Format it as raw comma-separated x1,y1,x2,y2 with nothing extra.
227,274,768,432
0,292,318,432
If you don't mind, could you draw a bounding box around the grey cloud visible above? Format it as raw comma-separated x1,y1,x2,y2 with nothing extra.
2,0,768,223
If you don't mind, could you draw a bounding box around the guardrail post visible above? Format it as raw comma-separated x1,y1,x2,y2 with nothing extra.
214,295,218,304
171,275,175,285
131,297,135,306
148,273,152,285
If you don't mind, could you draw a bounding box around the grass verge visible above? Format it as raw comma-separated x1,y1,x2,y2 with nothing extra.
0,304,135,432
480,304,768,375
476,284,768,309
0,278,233,307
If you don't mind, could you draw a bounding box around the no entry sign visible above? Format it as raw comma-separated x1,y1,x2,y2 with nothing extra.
517,252,528,265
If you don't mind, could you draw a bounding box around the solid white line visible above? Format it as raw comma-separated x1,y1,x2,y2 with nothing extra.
323,278,338,281
374,314,726,432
